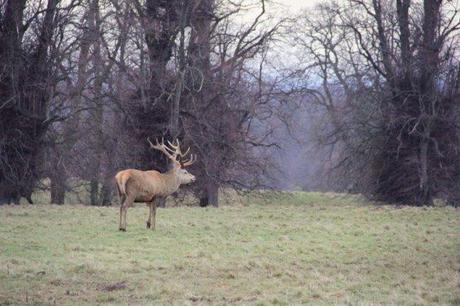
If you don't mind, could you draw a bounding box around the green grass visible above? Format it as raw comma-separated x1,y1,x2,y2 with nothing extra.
1,192,459,305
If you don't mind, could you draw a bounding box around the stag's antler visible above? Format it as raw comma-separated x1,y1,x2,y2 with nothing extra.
166,139,190,157
180,154,196,167
147,138,195,167
171,139,195,167
147,138,180,162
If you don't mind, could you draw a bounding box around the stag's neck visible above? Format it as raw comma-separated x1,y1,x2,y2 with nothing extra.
159,169,181,196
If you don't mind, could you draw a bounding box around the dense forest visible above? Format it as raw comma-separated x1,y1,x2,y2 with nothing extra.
0,0,459,207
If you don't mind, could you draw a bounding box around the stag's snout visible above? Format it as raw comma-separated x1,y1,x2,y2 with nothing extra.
185,174,196,184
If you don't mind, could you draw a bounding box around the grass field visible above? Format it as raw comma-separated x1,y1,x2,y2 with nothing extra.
0,192,459,305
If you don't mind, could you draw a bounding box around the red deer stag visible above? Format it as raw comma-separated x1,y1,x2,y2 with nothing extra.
115,138,196,231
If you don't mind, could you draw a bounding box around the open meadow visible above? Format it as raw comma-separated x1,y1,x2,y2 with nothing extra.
0,192,459,305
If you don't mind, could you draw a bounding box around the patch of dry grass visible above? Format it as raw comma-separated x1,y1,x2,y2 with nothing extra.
1,192,459,305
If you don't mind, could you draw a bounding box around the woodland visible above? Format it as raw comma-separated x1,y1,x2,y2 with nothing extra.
0,0,459,207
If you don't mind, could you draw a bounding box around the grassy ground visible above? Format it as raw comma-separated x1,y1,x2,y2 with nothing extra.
0,192,459,305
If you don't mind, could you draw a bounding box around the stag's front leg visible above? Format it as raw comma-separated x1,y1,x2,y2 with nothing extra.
151,200,157,230
147,199,157,230
146,200,153,229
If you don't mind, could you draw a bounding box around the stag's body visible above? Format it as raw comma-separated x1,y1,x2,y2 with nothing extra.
116,169,181,200
115,139,196,231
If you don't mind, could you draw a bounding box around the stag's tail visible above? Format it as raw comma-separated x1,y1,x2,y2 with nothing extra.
115,171,130,196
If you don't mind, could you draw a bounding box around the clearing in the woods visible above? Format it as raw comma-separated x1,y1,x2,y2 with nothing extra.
0,192,459,305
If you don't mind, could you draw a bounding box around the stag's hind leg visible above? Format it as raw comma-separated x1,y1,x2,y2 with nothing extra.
120,194,134,231
119,205,124,231
118,194,126,231
146,199,157,230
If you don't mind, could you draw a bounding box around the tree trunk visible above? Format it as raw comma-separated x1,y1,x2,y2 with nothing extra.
100,176,112,206
88,0,105,206
416,139,432,206
200,180,218,207
50,179,66,204
50,156,66,204
0,0,26,203
188,0,216,207
90,179,99,205
0,0,57,204
99,150,114,205
99,135,115,206
128,0,180,183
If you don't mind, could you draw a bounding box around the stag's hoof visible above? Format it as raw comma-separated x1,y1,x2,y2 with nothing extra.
146,221,151,228
119,228,126,232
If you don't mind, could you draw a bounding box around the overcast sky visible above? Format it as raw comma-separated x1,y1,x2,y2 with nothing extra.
236,0,316,23
269,0,317,12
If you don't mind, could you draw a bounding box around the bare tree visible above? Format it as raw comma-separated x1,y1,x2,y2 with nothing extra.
108,0,283,207
0,0,80,204
294,0,460,205
179,0,283,206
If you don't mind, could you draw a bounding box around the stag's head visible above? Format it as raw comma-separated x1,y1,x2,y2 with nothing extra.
148,138,196,184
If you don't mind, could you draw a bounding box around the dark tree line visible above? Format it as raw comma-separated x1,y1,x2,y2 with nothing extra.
0,0,79,204
1,0,458,207
294,0,460,205
0,0,283,206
